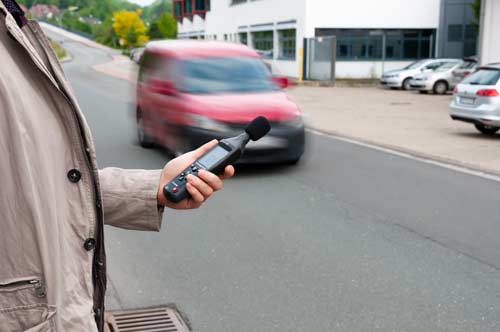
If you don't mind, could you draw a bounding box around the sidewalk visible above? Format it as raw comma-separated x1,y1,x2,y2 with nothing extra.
41,23,500,175
288,86,500,175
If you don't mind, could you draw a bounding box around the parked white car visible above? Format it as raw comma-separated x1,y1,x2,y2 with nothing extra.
409,60,462,94
451,56,479,86
450,64,500,135
380,59,459,90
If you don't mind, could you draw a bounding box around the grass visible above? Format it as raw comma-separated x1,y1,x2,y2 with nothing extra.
48,39,67,60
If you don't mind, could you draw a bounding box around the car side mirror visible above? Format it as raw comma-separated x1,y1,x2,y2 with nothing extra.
272,75,289,89
149,78,178,96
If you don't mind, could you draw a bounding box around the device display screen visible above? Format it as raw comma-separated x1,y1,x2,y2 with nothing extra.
198,145,230,168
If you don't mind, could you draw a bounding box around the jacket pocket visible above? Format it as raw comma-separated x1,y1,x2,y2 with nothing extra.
0,276,56,332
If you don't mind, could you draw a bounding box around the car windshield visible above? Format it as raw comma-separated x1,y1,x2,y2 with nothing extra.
404,60,428,70
457,61,477,70
462,68,500,86
177,57,278,94
434,61,460,72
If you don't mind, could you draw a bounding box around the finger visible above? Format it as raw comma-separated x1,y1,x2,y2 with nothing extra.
186,182,205,203
219,165,235,180
187,174,214,197
189,139,218,160
197,170,223,191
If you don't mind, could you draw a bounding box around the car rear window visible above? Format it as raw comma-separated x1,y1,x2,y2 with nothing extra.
462,69,500,86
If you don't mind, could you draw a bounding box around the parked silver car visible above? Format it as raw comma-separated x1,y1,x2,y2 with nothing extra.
380,59,458,90
409,60,462,94
451,56,478,86
450,64,500,135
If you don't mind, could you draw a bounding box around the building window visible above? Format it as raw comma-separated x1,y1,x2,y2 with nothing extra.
173,0,183,19
252,31,274,59
278,29,296,60
448,24,463,42
316,29,435,61
239,32,248,45
194,0,206,10
183,0,193,16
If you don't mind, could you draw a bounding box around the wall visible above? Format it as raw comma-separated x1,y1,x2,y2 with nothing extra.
177,0,442,78
335,61,414,79
304,0,441,38
437,0,477,58
478,0,500,64
177,0,306,78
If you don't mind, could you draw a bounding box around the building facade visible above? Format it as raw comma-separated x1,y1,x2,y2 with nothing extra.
478,0,500,65
175,0,478,79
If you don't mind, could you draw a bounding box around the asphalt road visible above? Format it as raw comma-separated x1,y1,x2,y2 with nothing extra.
46,30,500,332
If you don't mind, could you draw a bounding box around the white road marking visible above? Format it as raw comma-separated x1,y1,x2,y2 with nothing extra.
307,128,500,183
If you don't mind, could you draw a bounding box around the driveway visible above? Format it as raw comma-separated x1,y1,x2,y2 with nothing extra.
288,86,500,175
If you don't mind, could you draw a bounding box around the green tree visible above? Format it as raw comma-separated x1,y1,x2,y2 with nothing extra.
93,16,116,47
148,12,177,40
471,0,481,29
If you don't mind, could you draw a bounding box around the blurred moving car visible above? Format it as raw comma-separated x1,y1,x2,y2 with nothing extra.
136,40,305,164
130,47,145,63
380,59,459,90
450,63,500,135
409,60,462,94
451,56,478,85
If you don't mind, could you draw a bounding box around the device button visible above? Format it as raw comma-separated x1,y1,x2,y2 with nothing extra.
172,186,179,193
83,238,96,251
178,176,184,182
67,169,81,183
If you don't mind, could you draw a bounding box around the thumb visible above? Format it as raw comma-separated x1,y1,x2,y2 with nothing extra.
189,139,218,159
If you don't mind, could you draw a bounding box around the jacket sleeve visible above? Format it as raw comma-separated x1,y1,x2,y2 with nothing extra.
98,168,164,231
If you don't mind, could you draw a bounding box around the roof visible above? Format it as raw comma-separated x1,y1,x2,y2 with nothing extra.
481,63,500,70
145,40,260,59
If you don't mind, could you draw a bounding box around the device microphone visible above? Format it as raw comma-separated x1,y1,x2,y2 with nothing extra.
164,116,271,203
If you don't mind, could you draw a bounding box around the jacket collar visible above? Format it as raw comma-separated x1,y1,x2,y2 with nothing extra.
0,2,60,90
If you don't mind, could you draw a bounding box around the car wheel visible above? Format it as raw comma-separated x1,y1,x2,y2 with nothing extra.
474,123,500,135
137,111,155,148
433,81,448,95
402,78,412,90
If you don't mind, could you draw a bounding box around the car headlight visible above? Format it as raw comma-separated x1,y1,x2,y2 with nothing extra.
284,114,304,128
189,114,230,133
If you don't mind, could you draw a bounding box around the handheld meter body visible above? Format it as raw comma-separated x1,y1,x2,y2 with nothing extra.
163,117,271,203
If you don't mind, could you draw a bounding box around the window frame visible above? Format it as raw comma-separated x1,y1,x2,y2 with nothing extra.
278,29,296,61
251,30,274,59
315,28,436,61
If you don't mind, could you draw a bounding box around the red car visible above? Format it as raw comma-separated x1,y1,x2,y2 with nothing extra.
136,40,305,164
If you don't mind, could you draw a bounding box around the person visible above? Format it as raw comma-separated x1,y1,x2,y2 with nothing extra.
0,1,235,331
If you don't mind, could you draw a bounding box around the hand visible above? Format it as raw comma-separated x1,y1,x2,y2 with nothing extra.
157,140,235,209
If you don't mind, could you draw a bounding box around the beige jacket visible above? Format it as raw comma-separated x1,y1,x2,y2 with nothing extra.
0,3,164,332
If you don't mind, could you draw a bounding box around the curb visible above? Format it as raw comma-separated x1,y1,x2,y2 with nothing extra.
308,126,500,179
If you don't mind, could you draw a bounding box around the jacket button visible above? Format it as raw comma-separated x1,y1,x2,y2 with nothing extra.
83,238,96,251
67,169,82,183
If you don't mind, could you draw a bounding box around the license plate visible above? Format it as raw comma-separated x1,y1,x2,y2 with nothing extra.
246,136,288,150
460,97,475,105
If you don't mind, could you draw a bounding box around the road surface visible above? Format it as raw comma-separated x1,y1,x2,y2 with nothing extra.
45,30,500,332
